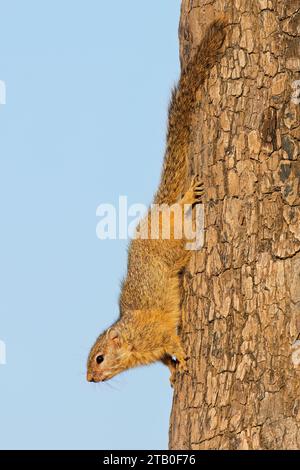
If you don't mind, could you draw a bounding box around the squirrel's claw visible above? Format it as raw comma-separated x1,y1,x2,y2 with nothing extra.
169,356,189,387
182,176,205,205
169,365,190,388
169,372,176,388
177,360,189,375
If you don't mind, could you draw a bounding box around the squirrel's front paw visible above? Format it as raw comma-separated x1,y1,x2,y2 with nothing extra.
169,363,188,388
165,337,189,386
177,357,189,375
169,371,176,388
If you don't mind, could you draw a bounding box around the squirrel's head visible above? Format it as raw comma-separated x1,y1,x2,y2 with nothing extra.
86,327,132,383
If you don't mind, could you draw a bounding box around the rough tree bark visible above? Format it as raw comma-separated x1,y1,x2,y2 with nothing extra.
169,0,300,450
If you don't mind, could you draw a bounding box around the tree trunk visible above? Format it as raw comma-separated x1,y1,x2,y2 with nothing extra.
169,0,300,450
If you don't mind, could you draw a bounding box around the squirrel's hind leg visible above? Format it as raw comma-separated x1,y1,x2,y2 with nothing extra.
180,176,204,206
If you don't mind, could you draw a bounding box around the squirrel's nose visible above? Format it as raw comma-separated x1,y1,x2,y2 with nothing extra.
87,372,95,382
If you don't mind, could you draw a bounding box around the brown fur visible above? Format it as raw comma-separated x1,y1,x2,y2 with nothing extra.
87,19,227,386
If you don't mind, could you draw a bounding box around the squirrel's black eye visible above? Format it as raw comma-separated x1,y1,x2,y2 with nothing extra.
96,355,104,365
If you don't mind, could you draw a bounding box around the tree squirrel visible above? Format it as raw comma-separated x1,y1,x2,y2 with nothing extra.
87,19,227,386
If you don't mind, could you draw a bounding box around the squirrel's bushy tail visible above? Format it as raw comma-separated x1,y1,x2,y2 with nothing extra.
154,18,227,205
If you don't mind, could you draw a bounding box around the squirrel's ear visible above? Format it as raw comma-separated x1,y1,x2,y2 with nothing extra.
107,328,121,347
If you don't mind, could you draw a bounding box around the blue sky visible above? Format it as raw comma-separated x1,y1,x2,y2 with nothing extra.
0,0,181,450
